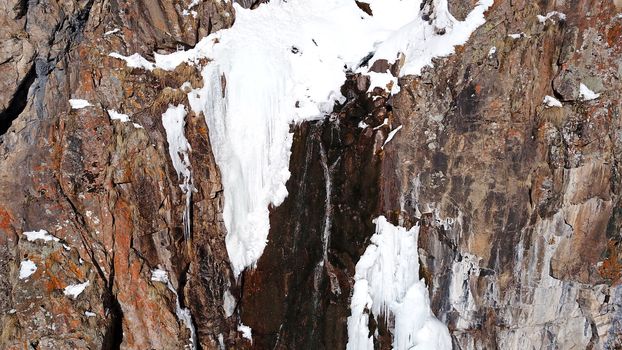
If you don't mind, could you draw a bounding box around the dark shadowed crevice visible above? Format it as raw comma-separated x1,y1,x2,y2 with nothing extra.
101,289,124,350
0,64,36,136
102,255,124,350
14,0,29,19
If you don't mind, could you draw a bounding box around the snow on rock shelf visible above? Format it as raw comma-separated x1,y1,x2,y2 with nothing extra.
579,83,601,101
110,0,493,277
543,95,563,108
238,323,253,343
19,260,37,279
109,52,155,71
69,99,92,109
63,281,90,299
347,216,451,350
23,229,59,242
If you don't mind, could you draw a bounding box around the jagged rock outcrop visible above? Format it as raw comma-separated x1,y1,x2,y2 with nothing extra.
1,0,621,349
242,0,622,349
0,0,239,349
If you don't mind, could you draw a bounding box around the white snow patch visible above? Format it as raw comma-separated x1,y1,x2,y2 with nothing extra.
579,83,600,101
162,104,193,239
19,260,37,279
346,216,451,350
107,109,130,122
238,323,253,343
106,109,144,129
151,268,169,283
543,95,563,108
84,311,97,317
109,52,155,71
23,229,59,242
366,71,400,94
537,11,566,23
488,46,497,56
508,33,526,39
64,281,90,299
112,0,493,277
382,125,403,149
69,99,92,109
104,28,120,36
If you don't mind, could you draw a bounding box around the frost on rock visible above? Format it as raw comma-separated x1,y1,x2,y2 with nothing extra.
346,216,451,350
162,105,193,240
543,95,563,108
19,260,37,279
112,0,493,277
579,83,600,101
23,229,59,242
64,281,90,299
69,99,92,109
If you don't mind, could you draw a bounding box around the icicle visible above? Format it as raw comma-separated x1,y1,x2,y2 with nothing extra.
346,216,451,350
162,104,194,240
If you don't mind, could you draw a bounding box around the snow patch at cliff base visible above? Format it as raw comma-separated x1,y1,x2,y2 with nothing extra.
347,216,451,350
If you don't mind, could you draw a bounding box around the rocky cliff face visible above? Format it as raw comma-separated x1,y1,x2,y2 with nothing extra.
1,0,621,349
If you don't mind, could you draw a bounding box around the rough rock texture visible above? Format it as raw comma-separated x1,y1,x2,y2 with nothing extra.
0,0,240,349
242,0,622,349
1,0,622,349
397,1,622,348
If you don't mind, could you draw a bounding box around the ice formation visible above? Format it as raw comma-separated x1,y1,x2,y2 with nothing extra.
149,265,197,350
162,104,193,239
151,268,170,283
347,216,451,350
110,0,493,278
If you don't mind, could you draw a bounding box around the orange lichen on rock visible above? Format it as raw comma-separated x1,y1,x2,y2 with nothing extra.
598,239,622,285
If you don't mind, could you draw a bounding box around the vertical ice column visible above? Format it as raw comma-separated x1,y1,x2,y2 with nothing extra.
347,216,451,350
162,104,193,240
